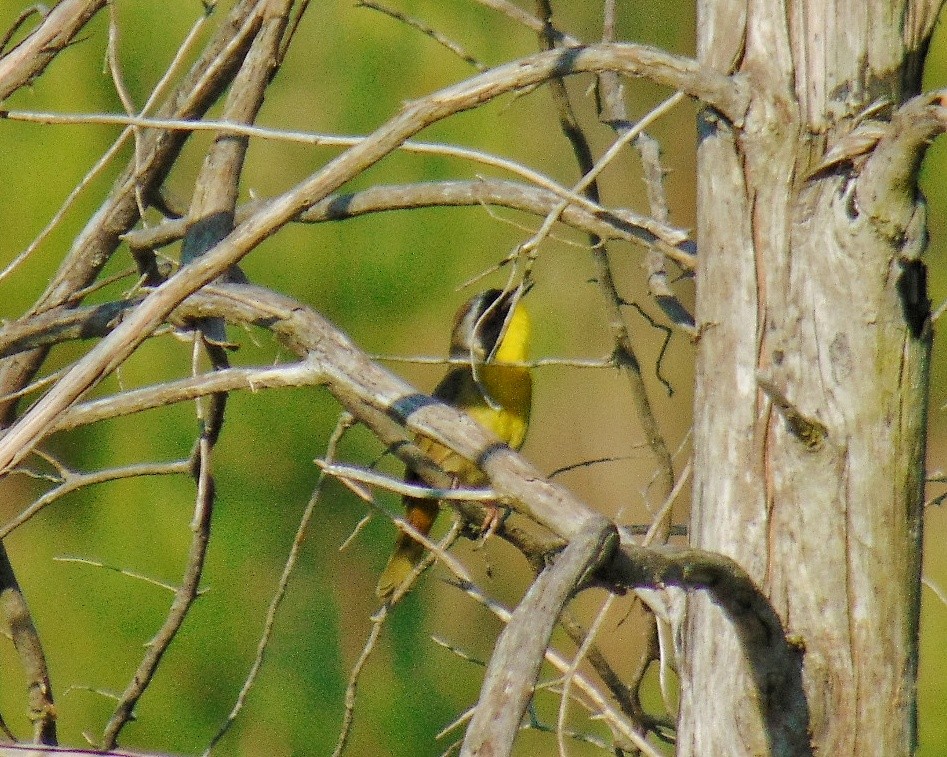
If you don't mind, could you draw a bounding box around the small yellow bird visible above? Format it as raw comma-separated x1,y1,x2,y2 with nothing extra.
376,288,533,599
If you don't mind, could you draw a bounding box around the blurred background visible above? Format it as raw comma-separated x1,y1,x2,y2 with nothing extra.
0,1,944,754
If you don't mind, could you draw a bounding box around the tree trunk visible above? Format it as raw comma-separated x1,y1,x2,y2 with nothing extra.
681,1,939,754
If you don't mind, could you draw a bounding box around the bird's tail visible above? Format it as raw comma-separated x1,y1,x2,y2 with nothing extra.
376,492,440,600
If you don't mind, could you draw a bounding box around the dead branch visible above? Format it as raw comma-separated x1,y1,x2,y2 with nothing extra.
460,516,617,757
0,0,269,422
0,547,56,745
122,179,693,267
0,0,106,101
0,40,743,474
610,539,812,757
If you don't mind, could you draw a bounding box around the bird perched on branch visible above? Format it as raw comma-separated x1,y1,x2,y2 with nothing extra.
376,287,533,600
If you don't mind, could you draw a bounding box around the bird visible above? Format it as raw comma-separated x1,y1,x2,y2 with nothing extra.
376,287,533,600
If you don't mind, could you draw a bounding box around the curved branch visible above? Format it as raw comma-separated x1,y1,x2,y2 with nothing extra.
856,93,947,238
610,537,812,757
460,517,618,757
122,179,693,267
55,363,318,432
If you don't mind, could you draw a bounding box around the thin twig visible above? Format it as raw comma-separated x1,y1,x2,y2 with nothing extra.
356,1,485,70
556,592,614,757
3,110,668,231
471,0,580,46
333,519,465,756
317,461,498,502
0,460,192,540
52,556,192,594
0,4,47,57
332,607,385,757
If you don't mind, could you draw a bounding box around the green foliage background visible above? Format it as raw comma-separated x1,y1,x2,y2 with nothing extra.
0,2,944,755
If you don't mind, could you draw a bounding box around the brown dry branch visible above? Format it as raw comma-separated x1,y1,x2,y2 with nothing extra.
595,1,683,729
180,0,291,345
460,516,617,757
0,0,269,422
0,0,106,102
536,7,677,529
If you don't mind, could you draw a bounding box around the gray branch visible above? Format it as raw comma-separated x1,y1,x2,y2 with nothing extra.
460,516,618,757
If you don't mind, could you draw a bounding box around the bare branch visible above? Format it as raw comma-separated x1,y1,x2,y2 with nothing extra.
5,278,806,754
122,179,693,266
53,556,192,595
610,539,812,757
0,545,56,745
206,412,354,754
356,1,485,70
101,448,215,747
0,460,191,540
0,0,106,101
453,579,662,757
0,0,269,422
0,40,738,474
472,0,579,46
460,516,617,757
